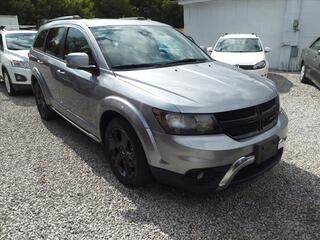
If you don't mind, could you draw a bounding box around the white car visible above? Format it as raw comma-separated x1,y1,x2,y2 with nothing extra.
0,29,37,96
208,34,271,77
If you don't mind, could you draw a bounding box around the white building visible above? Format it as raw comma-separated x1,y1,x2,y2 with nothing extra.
178,0,320,71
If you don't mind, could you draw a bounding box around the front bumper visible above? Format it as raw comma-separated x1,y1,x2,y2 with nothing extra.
151,148,283,192
148,111,288,191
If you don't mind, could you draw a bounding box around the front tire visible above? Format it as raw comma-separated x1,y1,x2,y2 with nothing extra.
33,81,57,120
104,118,152,187
300,64,310,84
3,70,16,96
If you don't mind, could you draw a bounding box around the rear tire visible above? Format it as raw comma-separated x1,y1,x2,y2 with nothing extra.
104,117,152,187
3,70,16,96
300,64,310,84
33,81,57,120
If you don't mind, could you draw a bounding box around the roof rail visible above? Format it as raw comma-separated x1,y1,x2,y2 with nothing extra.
45,15,81,24
120,17,146,20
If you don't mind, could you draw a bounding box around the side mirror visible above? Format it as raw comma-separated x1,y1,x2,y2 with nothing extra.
318,50,320,55
264,47,271,53
66,52,99,75
207,46,213,53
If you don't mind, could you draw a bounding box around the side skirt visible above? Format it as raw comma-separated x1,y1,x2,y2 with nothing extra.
51,106,101,143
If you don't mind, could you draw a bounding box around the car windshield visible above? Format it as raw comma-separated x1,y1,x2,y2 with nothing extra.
215,38,262,52
6,33,36,50
90,25,210,69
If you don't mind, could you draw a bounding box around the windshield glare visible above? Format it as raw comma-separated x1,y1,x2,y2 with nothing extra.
6,33,36,50
215,38,262,52
91,25,209,69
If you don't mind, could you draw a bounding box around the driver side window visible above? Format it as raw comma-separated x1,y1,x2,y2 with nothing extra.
64,28,94,64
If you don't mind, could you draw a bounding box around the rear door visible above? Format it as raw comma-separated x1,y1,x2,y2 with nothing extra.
307,38,320,84
42,27,67,104
59,27,99,132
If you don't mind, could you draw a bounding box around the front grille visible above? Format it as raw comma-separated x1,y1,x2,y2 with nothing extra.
239,65,254,70
214,97,280,140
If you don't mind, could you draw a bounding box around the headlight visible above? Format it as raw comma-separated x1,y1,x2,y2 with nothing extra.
253,60,266,69
153,108,222,135
11,60,30,69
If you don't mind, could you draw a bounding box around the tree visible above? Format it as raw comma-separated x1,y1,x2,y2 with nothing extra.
94,0,136,18
0,0,95,25
130,0,183,28
0,0,183,28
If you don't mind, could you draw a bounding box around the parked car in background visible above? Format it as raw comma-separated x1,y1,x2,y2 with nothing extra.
29,17,288,192
300,37,320,88
0,28,37,95
207,34,271,77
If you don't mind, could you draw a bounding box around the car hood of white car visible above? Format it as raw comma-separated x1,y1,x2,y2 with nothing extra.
8,50,29,61
211,51,266,66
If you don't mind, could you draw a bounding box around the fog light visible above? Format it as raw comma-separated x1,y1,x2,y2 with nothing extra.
14,74,27,82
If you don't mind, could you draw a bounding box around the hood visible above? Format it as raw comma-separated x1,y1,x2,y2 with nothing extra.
114,62,277,113
211,51,265,66
7,50,29,61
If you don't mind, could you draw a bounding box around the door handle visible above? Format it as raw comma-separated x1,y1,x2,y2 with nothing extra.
37,59,44,64
57,69,66,74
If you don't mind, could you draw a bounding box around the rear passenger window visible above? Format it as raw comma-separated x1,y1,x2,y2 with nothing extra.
64,28,94,64
45,28,66,58
33,30,48,51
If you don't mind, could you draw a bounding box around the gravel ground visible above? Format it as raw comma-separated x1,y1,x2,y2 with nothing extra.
0,72,319,240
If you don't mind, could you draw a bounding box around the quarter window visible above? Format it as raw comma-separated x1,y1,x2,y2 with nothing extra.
64,28,94,64
34,30,48,51
310,38,320,51
45,28,66,58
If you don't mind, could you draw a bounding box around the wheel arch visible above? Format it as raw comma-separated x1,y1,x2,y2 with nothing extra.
31,68,53,105
97,96,161,166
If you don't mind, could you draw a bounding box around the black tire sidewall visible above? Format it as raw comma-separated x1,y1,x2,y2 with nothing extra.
4,71,15,96
33,81,56,120
104,118,151,187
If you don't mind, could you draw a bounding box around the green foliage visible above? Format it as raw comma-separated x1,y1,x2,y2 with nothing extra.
0,0,183,28
94,0,136,18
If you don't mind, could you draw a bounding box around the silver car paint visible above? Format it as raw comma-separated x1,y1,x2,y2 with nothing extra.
29,19,288,176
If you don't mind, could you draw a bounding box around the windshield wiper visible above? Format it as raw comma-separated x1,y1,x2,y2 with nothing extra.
112,58,209,70
165,58,208,65
112,63,158,70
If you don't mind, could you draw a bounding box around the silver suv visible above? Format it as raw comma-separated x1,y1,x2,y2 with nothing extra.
29,17,288,192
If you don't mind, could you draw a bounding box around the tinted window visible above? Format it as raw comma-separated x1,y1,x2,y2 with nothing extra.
34,30,48,50
45,28,66,58
6,33,36,50
64,28,94,64
0,34,3,51
215,38,263,52
310,38,320,51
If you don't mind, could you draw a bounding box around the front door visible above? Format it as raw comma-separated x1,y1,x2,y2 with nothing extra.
59,27,99,133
